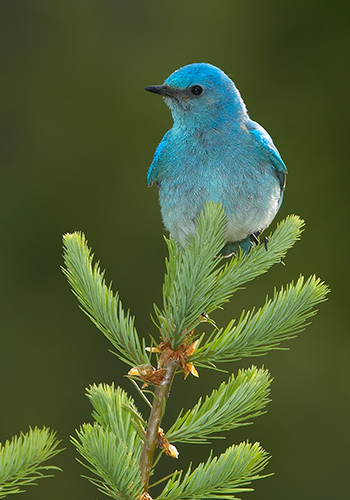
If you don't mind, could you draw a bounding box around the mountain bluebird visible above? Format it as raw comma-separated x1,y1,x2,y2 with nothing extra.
145,63,287,256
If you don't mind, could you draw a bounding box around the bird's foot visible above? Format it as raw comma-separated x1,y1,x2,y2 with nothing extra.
249,232,268,251
262,236,269,251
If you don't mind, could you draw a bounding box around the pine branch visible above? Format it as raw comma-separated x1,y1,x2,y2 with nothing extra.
0,427,62,498
194,275,329,365
166,367,271,444
87,383,146,442
139,357,179,491
72,384,144,500
62,232,150,367
62,203,329,500
154,204,304,348
73,424,143,500
156,202,227,347
213,214,304,296
156,442,269,500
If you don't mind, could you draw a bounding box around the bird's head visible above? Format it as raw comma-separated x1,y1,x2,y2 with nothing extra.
145,63,247,129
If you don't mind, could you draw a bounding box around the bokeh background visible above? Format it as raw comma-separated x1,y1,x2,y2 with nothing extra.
1,1,349,499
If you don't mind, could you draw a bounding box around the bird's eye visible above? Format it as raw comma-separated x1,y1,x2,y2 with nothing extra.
190,85,203,96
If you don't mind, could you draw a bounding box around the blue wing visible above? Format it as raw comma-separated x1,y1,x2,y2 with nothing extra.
147,131,169,186
247,120,287,191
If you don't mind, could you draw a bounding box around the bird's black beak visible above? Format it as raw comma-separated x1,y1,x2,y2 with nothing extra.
144,84,178,98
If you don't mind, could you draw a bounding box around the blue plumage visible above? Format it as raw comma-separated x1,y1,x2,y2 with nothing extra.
145,63,287,256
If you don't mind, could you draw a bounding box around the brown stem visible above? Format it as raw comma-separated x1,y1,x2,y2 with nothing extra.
140,357,178,491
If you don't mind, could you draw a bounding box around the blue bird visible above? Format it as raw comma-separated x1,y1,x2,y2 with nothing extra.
145,63,287,256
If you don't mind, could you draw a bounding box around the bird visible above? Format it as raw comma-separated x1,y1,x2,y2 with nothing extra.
145,62,287,256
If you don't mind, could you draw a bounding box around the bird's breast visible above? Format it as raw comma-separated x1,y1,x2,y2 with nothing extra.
156,132,282,244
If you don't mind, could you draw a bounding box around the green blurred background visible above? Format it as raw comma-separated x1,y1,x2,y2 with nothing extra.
0,1,349,498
